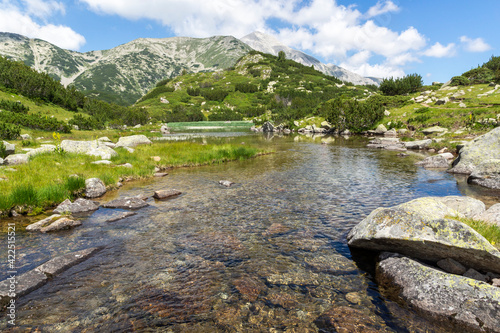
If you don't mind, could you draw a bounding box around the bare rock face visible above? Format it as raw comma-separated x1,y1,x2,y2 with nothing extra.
347,196,500,274
85,178,107,198
467,159,500,190
376,254,500,333
436,196,486,219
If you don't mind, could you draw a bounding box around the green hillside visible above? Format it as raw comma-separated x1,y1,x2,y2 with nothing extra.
136,51,379,129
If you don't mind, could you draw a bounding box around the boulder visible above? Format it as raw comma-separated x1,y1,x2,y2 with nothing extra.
104,211,137,223
436,258,467,275
439,152,454,160
26,145,56,157
383,128,397,138
435,97,450,105
403,139,432,150
219,180,234,187
262,121,275,133
0,269,47,308
20,134,31,140
85,178,107,198
422,126,448,135
160,125,170,134
153,189,182,200
98,137,112,142
414,155,450,169
53,198,100,214
320,121,331,129
102,197,149,209
0,157,3,165
61,140,117,160
115,135,152,148
2,141,15,155
347,196,500,274
374,124,387,134
449,127,500,174
467,159,500,190
384,110,391,116
4,154,28,165
436,196,486,219
376,254,500,333
26,214,61,231
40,217,82,233
476,203,500,227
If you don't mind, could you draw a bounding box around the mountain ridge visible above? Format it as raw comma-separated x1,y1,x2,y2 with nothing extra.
240,31,382,86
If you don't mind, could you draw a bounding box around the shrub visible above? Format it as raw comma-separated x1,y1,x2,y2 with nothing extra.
0,141,6,158
379,73,423,96
187,87,200,96
483,55,500,72
0,99,29,113
0,121,21,139
321,97,384,133
0,111,70,133
366,95,413,109
415,107,430,114
200,89,229,102
462,68,493,84
235,82,258,93
69,114,105,130
450,76,470,86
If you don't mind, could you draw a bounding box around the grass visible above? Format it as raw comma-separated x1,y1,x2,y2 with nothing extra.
0,140,266,215
449,216,500,249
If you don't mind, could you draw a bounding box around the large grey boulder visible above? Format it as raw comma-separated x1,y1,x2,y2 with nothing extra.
467,159,500,190
476,203,500,227
403,139,432,150
374,124,387,134
4,153,29,165
421,126,448,135
414,155,450,169
85,178,107,198
115,135,152,148
436,196,486,219
262,121,275,133
53,198,100,214
347,196,500,274
2,141,15,155
377,254,500,333
61,140,117,160
449,127,500,174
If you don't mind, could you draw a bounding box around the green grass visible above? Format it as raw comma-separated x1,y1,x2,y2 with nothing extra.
450,216,500,249
0,141,266,215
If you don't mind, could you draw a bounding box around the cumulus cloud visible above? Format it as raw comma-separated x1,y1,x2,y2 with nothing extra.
0,0,85,50
422,42,457,58
460,36,492,52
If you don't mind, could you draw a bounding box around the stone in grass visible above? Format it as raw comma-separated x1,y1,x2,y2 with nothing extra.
85,178,107,198
102,197,149,210
40,218,82,233
219,180,235,187
153,189,182,200
105,211,137,223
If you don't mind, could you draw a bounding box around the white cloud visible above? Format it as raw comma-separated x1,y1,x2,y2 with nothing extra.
422,42,456,58
0,0,85,50
340,61,405,79
365,1,399,18
460,36,492,52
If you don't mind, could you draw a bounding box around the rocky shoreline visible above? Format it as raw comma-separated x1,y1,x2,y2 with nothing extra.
348,196,500,332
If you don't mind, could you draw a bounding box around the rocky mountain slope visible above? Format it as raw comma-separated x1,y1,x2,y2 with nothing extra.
0,32,251,105
241,31,382,86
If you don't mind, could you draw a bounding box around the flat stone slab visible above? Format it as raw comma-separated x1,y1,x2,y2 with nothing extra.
104,211,137,222
102,197,149,209
377,254,500,333
53,198,100,214
415,155,450,169
0,247,101,309
40,217,82,233
26,214,61,231
403,139,432,150
153,189,182,200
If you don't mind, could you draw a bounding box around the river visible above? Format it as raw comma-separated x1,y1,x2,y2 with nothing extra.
1,133,498,332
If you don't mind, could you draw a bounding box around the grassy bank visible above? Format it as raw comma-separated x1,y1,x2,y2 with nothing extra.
0,140,266,215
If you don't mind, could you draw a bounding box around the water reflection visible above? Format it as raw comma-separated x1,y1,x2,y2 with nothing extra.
1,134,498,332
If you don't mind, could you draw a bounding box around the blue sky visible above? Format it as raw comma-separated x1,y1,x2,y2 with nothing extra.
0,0,497,84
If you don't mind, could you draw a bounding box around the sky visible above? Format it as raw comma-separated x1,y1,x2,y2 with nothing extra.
0,0,498,84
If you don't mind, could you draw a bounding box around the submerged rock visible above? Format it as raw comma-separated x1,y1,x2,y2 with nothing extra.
104,211,137,223
26,214,62,231
415,155,450,169
376,253,500,333
103,197,149,210
403,139,432,150
153,189,182,200
219,180,234,187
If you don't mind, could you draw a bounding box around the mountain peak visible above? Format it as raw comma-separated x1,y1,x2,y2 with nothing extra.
241,31,381,86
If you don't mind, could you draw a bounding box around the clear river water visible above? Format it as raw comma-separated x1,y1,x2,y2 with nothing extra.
1,132,499,332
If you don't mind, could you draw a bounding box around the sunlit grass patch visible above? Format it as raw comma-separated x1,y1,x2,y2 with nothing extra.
448,215,500,250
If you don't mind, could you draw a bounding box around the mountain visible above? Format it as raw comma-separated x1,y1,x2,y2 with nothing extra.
0,32,251,105
240,31,381,86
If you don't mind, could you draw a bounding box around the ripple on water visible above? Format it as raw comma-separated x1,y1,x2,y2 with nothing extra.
1,135,493,332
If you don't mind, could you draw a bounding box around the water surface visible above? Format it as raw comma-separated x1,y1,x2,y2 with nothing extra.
1,134,498,332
